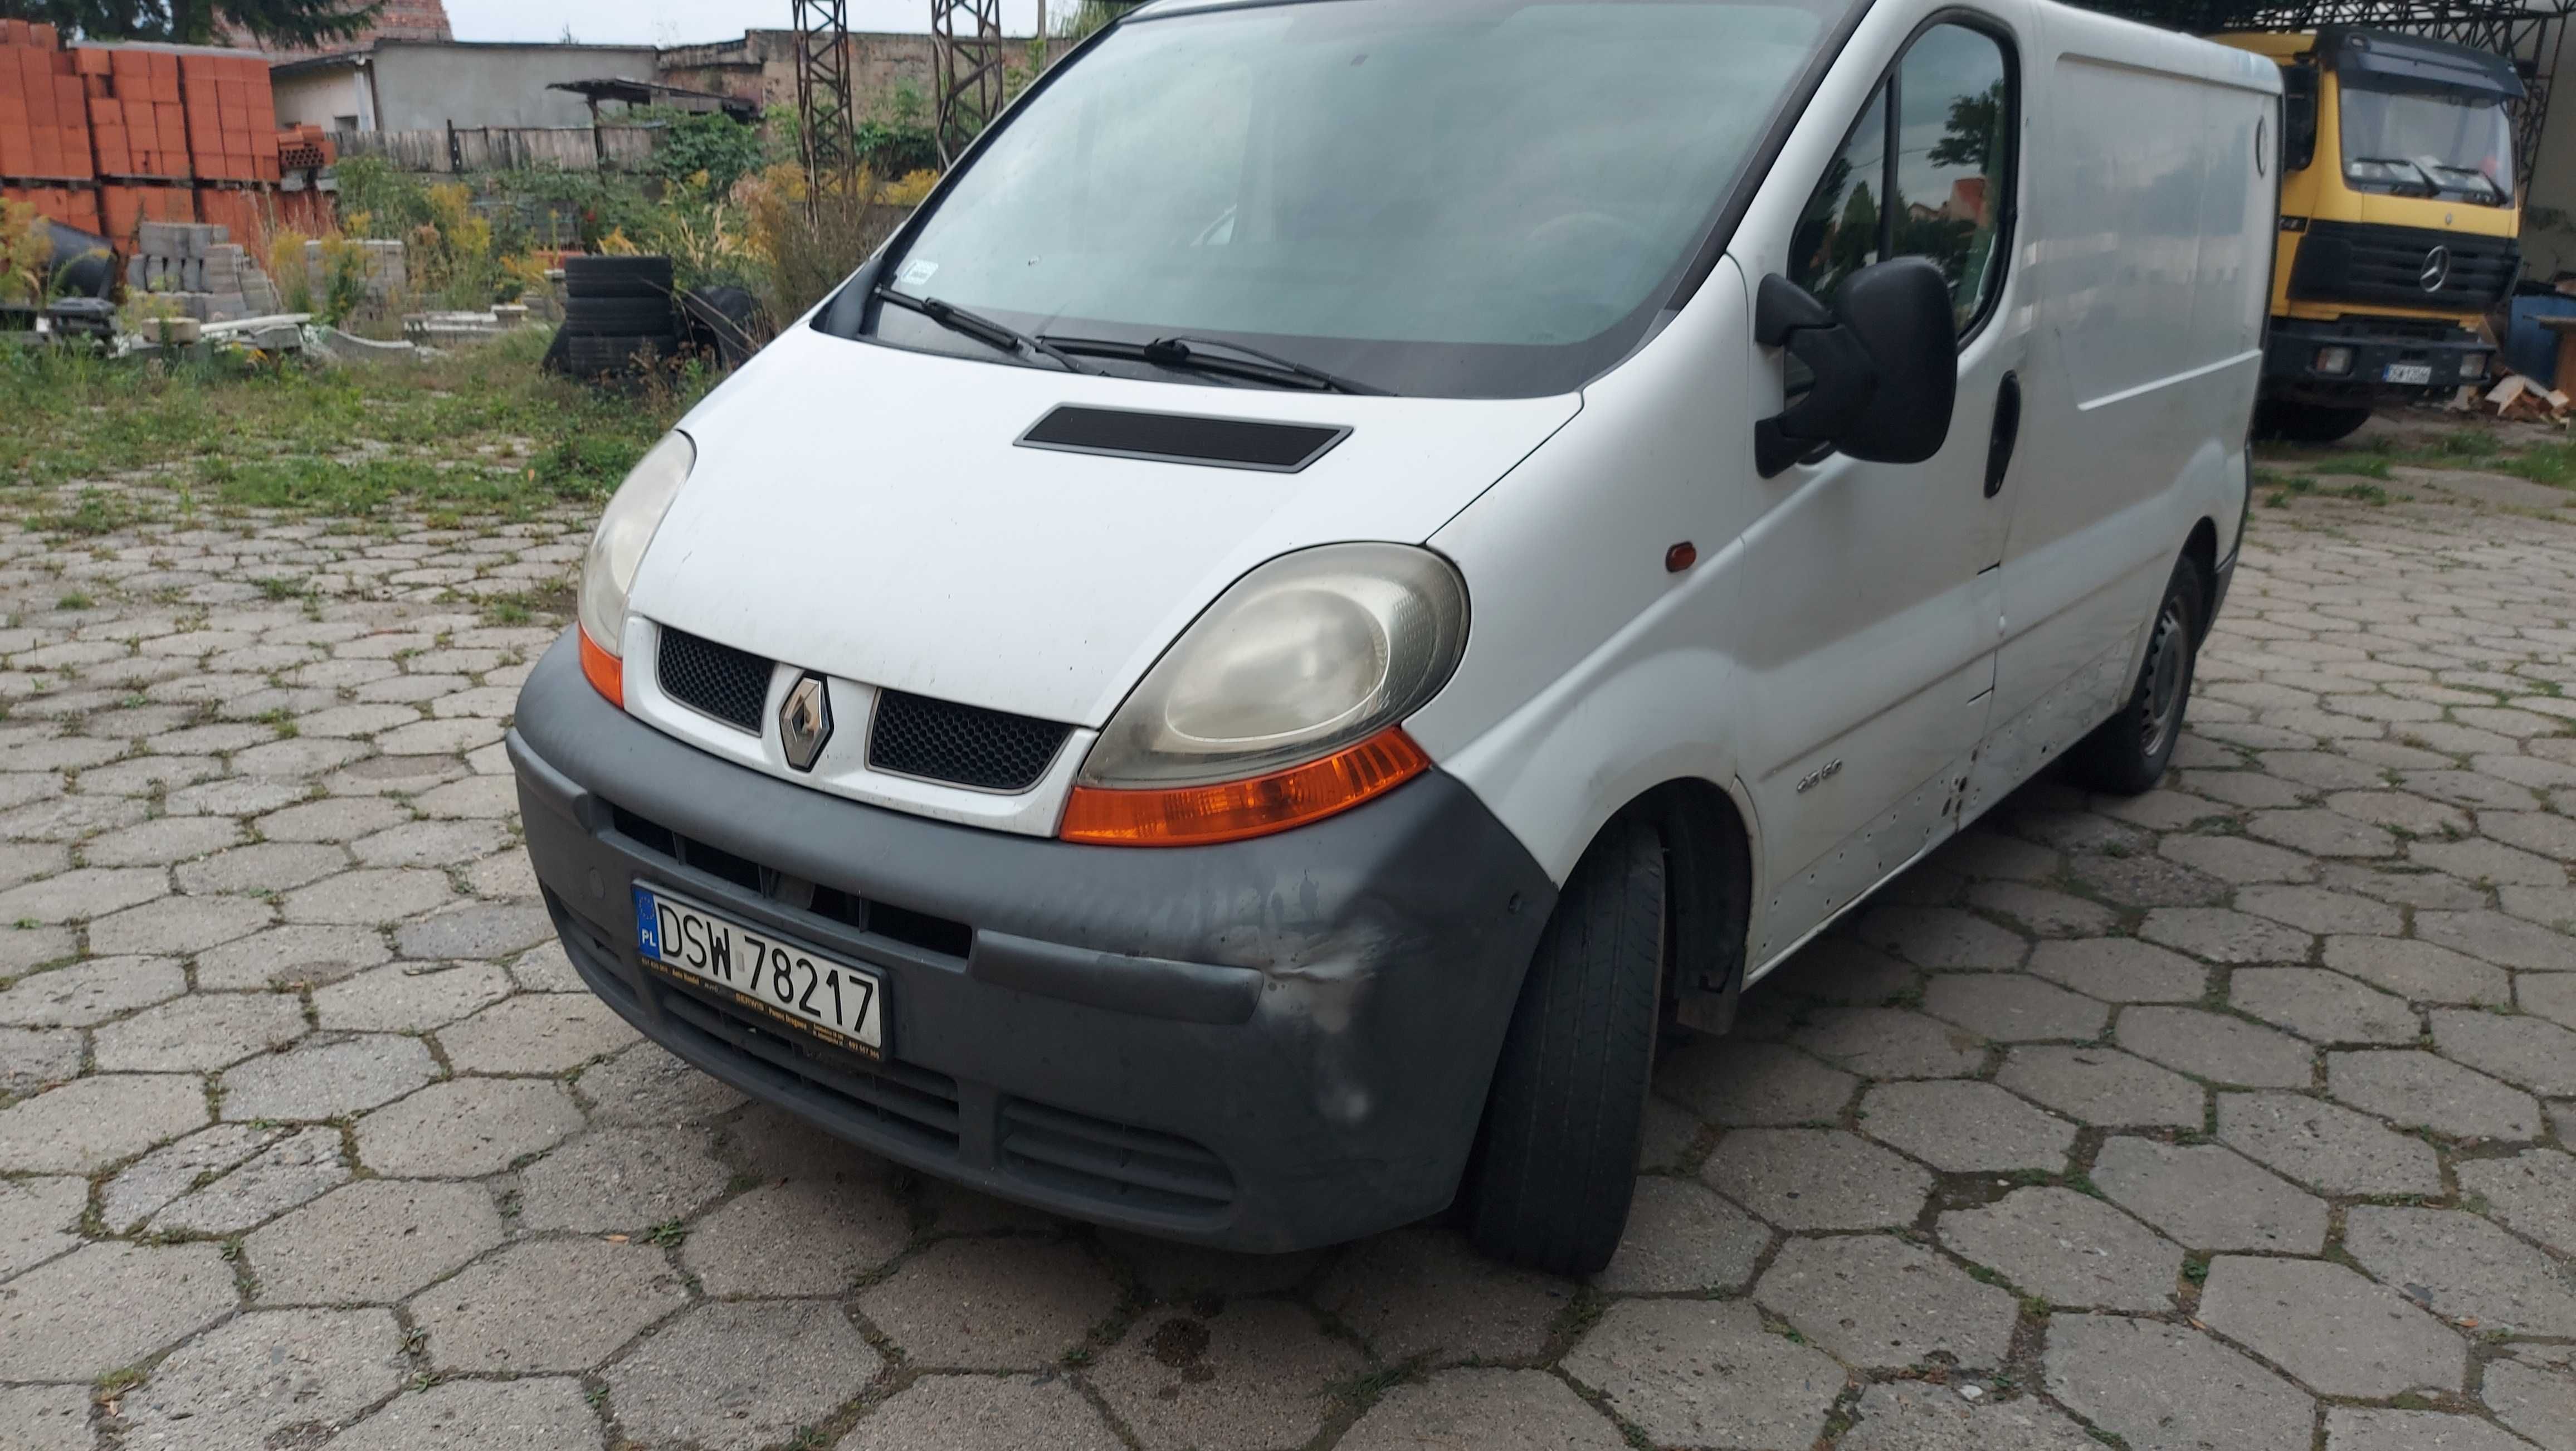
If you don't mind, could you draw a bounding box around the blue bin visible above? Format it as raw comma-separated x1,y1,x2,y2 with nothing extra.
2505,293,2576,386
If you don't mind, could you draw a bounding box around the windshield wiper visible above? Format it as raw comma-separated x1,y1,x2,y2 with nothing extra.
1041,333,1387,395
872,286,1096,374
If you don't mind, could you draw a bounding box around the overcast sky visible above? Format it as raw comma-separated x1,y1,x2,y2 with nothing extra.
441,0,1052,45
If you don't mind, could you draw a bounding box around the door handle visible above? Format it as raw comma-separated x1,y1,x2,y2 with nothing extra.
1984,372,2021,499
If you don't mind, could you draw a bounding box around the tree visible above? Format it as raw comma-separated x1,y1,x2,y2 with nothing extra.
1927,80,2006,174
0,0,381,47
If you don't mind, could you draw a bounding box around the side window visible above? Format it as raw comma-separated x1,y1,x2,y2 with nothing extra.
1787,23,2014,334
1896,26,2011,328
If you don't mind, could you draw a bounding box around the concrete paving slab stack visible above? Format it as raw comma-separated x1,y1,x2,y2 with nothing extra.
124,219,280,321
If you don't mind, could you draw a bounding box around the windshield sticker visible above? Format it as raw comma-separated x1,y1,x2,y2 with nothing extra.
898,259,940,288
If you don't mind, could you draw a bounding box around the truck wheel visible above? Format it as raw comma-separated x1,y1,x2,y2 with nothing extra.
2069,556,2206,796
2256,400,2372,444
1461,814,1662,1275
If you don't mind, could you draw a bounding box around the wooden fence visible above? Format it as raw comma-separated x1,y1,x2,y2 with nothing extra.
326,124,665,174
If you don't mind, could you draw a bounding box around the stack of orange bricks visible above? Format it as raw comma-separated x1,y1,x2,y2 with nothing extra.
2,17,289,253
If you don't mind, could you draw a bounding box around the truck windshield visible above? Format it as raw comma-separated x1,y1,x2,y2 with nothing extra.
861,0,1850,397
2339,81,2515,204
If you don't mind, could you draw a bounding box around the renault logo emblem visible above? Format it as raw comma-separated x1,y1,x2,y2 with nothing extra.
779,674,833,772
2420,246,2451,293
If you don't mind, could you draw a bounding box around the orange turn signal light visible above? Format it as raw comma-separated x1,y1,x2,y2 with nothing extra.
1059,727,1431,846
578,623,624,708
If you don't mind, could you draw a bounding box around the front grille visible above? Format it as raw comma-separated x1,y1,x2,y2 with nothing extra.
610,802,972,959
869,690,1072,793
658,628,772,732
999,1098,1236,1216
2289,221,2519,311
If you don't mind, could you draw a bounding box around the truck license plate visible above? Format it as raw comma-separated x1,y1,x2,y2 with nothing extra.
633,885,884,1059
2383,363,2434,386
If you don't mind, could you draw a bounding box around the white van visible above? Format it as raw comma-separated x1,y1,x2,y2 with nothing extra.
512,0,2279,1272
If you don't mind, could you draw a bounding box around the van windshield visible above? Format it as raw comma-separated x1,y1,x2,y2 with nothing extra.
860,0,1850,397
2339,81,2515,205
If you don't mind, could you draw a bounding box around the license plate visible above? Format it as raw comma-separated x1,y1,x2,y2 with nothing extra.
633,886,884,1060
2384,363,2434,385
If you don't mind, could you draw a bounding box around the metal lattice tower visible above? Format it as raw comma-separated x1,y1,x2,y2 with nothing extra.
792,0,860,203
932,0,1009,166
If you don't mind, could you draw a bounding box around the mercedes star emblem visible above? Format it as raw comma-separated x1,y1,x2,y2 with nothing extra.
2419,246,2452,293
779,673,833,772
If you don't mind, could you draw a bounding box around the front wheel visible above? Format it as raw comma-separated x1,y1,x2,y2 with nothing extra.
1460,815,1664,1275
2069,556,2206,795
2256,400,2372,445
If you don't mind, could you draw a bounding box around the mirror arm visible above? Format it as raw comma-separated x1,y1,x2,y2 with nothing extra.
1754,274,1879,477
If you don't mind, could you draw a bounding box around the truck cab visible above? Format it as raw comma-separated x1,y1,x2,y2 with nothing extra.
2216,27,2521,441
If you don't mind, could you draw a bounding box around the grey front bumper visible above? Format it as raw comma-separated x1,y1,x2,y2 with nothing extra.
509,633,1555,1252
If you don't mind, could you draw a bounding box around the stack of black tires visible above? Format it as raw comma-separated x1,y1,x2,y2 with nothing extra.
545,256,678,378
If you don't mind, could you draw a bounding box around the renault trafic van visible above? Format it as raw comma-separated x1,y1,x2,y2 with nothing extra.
513,0,2278,1273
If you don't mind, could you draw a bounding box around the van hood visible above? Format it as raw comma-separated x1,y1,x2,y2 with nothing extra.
625,326,1579,728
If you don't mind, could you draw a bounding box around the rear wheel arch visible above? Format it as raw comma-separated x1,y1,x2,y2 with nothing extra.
2183,517,2220,641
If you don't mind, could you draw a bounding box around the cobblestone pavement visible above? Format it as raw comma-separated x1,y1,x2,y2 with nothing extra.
2,485,2574,1451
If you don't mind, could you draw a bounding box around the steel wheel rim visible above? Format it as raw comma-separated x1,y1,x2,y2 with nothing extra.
2139,600,2189,760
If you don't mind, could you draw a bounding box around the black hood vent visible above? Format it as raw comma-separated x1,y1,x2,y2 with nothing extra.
1017,405,1348,473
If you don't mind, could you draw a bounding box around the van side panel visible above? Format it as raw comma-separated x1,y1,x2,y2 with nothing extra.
1965,17,2272,818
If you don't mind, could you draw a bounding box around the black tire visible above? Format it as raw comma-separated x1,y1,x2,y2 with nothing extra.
1461,814,1665,1275
2068,556,2207,795
564,255,674,300
563,296,679,337
2256,400,2372,445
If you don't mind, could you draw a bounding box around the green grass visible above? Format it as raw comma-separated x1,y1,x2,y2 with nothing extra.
2307,455,2392,481
0,328,708,521
2500,441,2576,489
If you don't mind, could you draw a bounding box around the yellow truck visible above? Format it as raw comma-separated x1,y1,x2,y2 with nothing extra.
2216,27,2523,441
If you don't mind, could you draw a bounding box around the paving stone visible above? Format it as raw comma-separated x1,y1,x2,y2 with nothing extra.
2324,935,2512,1005
0,954,184,1025
682,1175,909,1296
100,1121,284,1230
2418,910,2576,971
0,1173,84,1280
1563,1299,1845,1450
836,1375,1124,1451
150,1123,347,1233
1858,1079,2075,1172
519,1123,730,1231
2198,1255,2466,1397
2138,907,2316,964
2345,1205,2576,1336
1655,1036,1856,1125
1592,1175,1770,1293
2092,1137,2325,1253
2229,967,2419,1044
1923,973,2109,1041
0,1072,209,1172
413,1236,689,1374
87,892,273,955
2046,1313,2312,1451
314,959,510,1031
438,993,635,1073
220,1033,435,1121
0,1022,79,1096
574,1041,748,1124
1997,1044,2205,1127
121,1307,405,1451
2119,1006,2314,1087
0,1241,235,1380
327,1376,604,1451
94,989,306,1070
2248,807,2399,858
1315,1225,1572,1363
2484,1349,2576,1451
1091,1301,1364,1451
2455,1147,2576,1254
1965,881,2120,937
356,1077,584,1177
1701,1127,1934,1229
2067,849,2232,908
2161,834,2316,884
2238,883,2407,937
856,1236,1118,1370
257,797,412,843
1757,1231,2016,1369
2430,1008,2576,1095
350,820,509,870
1790,1005,1987,1078
283,868,453,925
606,1299,880,1451
247,1178,504,1304
394,901,550,959
2416,835,2568,887
1938,1185,2181,1311
0,865,172,922
2026,937,2209,1002
83,814,245,866
2325,1408,2533,1451
415,775,516,818
2218,1089,2442,1195
0,1385,91,1451
2328,1049,2542,1140
1332,1368,1624,1451
1840,1380,2099,1451
1852,904,2031,969
172,841,350,897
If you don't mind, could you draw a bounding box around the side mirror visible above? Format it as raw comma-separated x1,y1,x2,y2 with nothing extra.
1755,258,1958,477
2282,64,2319,172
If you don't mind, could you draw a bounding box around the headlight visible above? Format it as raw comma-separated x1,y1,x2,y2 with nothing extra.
575,431,694,703
1061,543,1468,845
2314,345,2354,377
